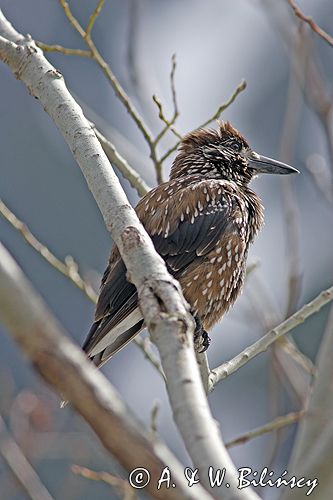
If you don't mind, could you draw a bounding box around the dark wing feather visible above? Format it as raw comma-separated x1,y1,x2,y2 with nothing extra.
151,209,232,273
82,258,139,357
94,260,136,321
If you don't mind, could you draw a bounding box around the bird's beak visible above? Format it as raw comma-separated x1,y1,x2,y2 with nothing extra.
249,152,299,175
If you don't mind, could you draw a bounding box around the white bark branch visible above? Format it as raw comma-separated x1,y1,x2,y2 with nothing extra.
0,243,211,500
209,285,333,391
0,10,258,499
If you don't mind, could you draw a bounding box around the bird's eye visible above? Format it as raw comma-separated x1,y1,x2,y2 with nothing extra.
232,141,242,152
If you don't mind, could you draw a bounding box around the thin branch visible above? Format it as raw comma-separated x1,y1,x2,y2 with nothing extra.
152,54,181,143
58,0,86,37
72,465,136,500
152,95,182,141
0,414,54,500
225,410,304,449
209,285,333,390
36,42,91,58
86,0,105,37
0,199,98,303
134,336,165,380
287,0,333,48
199,79,247,129
160,79,247,163
170,54,178,121
160,141,180,163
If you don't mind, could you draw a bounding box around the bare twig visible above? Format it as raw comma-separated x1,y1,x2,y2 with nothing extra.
0,199,98,303
0,414,54,500
134,336,165,379
36,42,91,58
209,285,333,390
160,79,247,163
72,465,136,500
86,0,105,37
226,410,304,449
199,79,247,129
153,54,181,143
58,0,85,37
287,0,333,48
170,54,179,122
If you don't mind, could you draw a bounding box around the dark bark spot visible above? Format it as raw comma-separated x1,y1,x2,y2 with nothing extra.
121,226,143,252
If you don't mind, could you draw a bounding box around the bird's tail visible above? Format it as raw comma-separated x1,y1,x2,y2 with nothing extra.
88,320,144,368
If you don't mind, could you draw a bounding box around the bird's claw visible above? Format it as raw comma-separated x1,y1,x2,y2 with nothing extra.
199,330,211,353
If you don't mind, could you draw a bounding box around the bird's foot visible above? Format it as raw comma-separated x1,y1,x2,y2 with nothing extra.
199,330,211,353
193,315,211,353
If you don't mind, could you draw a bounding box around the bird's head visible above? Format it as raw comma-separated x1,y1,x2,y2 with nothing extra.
170,121,299,184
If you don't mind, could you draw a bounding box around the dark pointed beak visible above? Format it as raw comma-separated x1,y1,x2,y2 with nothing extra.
249,152,299,175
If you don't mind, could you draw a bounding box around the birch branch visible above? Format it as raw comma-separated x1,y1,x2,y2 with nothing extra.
0,11,258,499
0,243,210,500
209,285,333,390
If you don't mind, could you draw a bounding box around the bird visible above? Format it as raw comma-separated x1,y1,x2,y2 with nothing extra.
82,121,298,368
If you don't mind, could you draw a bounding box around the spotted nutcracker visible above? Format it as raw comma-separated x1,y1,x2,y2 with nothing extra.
82,122,298,367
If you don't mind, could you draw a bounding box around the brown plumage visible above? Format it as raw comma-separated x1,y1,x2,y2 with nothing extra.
82,122,298,367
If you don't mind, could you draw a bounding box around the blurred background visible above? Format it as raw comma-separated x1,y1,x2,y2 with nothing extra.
0,0,332,498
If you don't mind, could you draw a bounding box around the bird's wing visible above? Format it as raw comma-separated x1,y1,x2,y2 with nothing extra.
83,178,244,364
138,178,244,274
